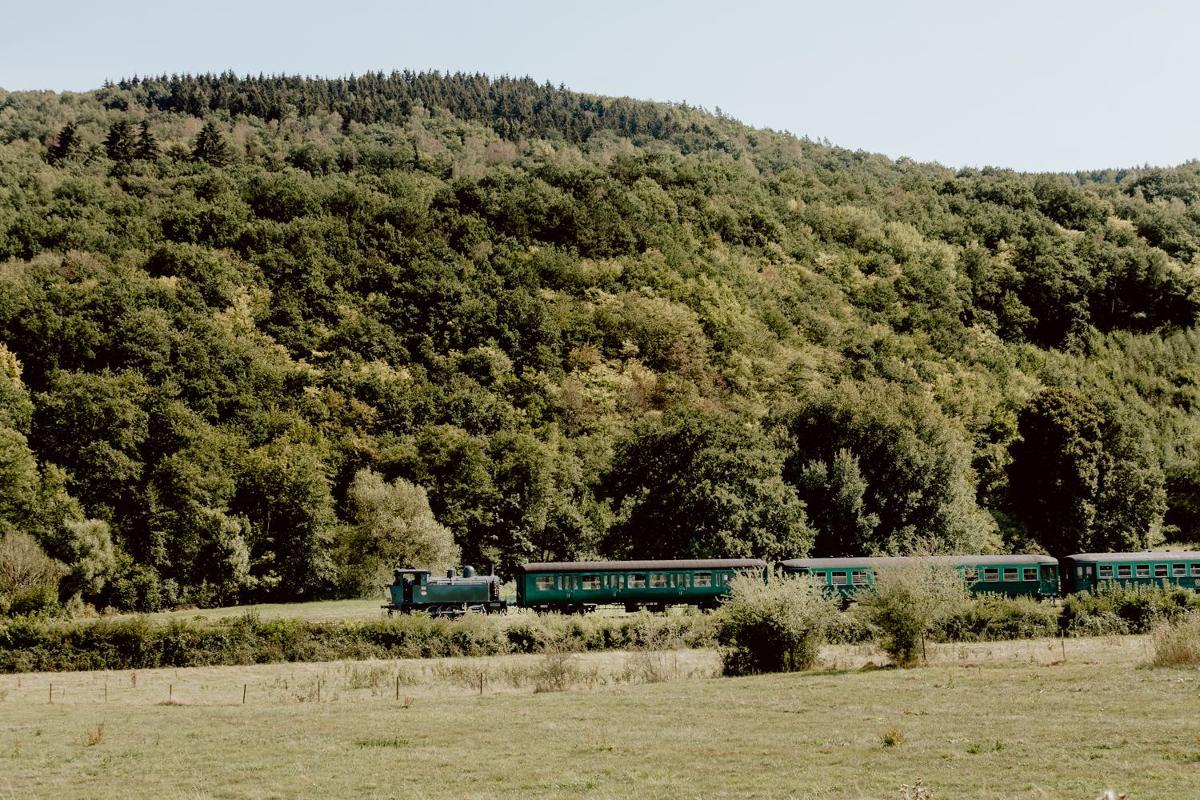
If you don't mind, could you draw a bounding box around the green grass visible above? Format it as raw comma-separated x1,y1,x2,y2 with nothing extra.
0,636,1193,799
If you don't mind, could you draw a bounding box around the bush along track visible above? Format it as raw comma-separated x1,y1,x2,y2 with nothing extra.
0,611,719,673
4,584,1198,674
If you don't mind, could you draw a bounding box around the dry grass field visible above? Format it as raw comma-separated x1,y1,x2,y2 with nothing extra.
141,597,392,624
0,636,1195,800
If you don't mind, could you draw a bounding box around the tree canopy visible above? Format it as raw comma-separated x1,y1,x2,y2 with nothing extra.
0,72,1198,610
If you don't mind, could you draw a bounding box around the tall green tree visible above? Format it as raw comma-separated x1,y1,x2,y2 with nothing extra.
342,468,459,594
0,346,38,532
32,370,150,522
794,448,880,557
1007,388,1166,555
603,408,813,560
1007,389,1104,556
238,437,337,599
778,381,997,556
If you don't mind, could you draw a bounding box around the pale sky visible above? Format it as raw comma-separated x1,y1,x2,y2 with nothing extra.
2,0,1197,172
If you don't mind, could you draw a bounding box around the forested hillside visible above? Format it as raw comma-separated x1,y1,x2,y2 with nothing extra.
2,71,1200,612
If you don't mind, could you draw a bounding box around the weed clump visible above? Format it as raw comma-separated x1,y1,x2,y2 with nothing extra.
530,649,600,693
81,723,105,747
717,574,837,676
1148,615,1200,667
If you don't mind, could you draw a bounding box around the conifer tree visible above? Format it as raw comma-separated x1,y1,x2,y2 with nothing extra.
47,123,80,165
192,120,230,166
135,120,159,161
104,119,137,174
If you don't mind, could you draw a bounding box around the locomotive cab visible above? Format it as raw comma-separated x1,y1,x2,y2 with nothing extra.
390,568,430,607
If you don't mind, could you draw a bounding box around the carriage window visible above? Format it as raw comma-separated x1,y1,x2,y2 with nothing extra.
1003,568,1018,581
964,568,979,582
1023,568,1037,581
1136,565,1150,578
535,576,555,590
1172,563,1186,577
831,572,848,586
581,575,600,590
1154,565,1168,578
851,571,868,585
694,573,713,587
627,574,646,588
1192,564,1200,577
1098,566,1113,579
983,568,999,582
649,574,668,588
1117,565,1132,578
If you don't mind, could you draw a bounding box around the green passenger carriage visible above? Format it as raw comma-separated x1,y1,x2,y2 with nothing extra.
778,554,1059,599
516,559,767,613
1060,552,1200,594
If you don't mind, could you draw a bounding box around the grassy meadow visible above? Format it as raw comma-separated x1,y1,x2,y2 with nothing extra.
1,636,1195,800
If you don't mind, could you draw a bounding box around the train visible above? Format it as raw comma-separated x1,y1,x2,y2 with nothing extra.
383,551,1200,617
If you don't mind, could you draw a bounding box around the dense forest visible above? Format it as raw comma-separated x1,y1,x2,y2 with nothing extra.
2,71,1200,612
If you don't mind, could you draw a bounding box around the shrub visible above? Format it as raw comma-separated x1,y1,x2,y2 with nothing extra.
1148,615,1200,668
0,532,64,616
7,583,60,616
717,574,837,676
824,609,873,644
934,594,1059,642
1061,584,1200,635
856,563,969,666
0,607,721,674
